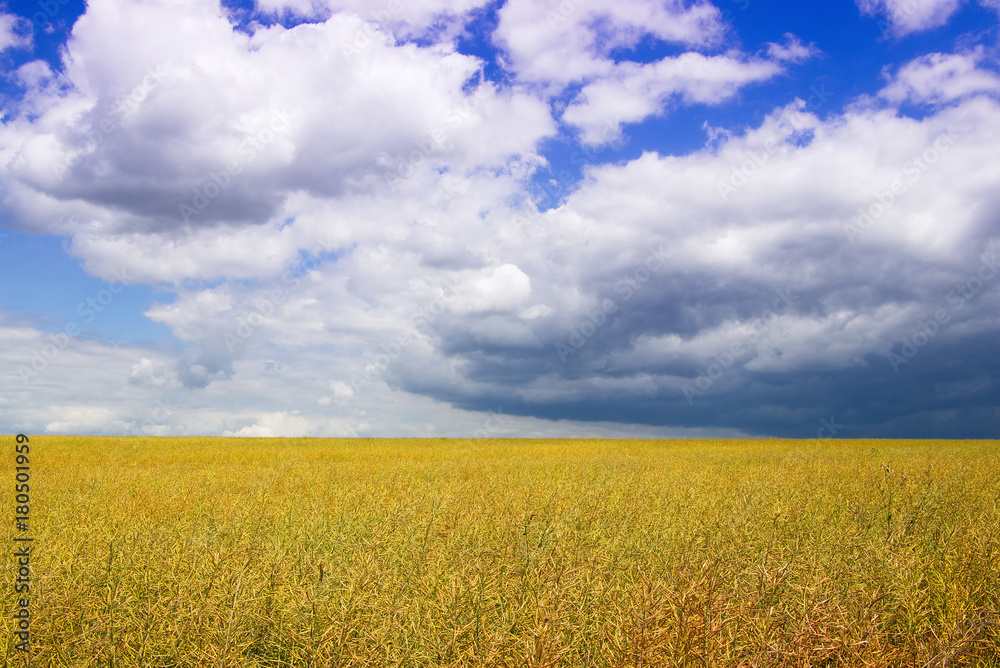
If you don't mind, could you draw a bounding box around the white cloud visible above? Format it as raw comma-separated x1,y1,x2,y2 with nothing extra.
495,0,727,88
0,11,31,52
449,264,533,314
857,0,1000,35
222,410,312,437
330,380,354,400
372,51,993,421
128,357,174,388
765,34,819,64
0,0,555,285
495,0,803,144
857,0,964,35
562,52,783,145
254,0,492,40
45,407,119,434
880,49,1000,105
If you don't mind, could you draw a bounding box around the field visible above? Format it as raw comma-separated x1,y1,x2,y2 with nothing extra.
2,436,999,667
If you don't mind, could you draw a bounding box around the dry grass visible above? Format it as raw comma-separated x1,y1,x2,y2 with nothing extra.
2,437,999,666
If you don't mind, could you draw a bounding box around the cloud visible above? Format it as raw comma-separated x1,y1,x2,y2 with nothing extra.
45,407,119,434
495,0,727,88
449,264,533,314
879,49,1000,105
0,0,556,310
562,52,785,145
128,357,174,388
495,0,805,145
222,410,313,437
0,11,31,52
765,34,820,64
857,0,1000,36
254,0,493,40
112,41,999,435
369,51,1000,436
857,0,964,36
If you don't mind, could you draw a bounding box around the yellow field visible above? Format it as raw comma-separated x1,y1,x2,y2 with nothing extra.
2,437,999,667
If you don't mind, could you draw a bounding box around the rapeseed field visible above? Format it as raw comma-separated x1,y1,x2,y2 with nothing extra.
3,436,998,666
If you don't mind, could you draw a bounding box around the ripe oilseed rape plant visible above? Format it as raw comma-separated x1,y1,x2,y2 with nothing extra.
2,436,998,666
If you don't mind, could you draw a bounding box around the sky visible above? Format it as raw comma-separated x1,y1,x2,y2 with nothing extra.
0,0,998,439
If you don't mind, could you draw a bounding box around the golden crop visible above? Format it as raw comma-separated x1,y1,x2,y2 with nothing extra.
2,437,998,666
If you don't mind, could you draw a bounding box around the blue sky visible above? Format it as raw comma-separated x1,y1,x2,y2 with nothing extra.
1,0,998,438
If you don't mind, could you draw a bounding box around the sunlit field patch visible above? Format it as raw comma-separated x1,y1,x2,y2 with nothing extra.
3,437,998,666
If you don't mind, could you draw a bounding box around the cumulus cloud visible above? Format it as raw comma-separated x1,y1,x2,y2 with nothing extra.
128,357,174,388
857,0,964,35
449,264,533,314
494,0,807,144
254,0,492,40
369,51,1000,437
857,0,1000,36
879,49,1000,105
1,0,553,258
765,34,819,64
562,52,784,145
495,0,727,87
